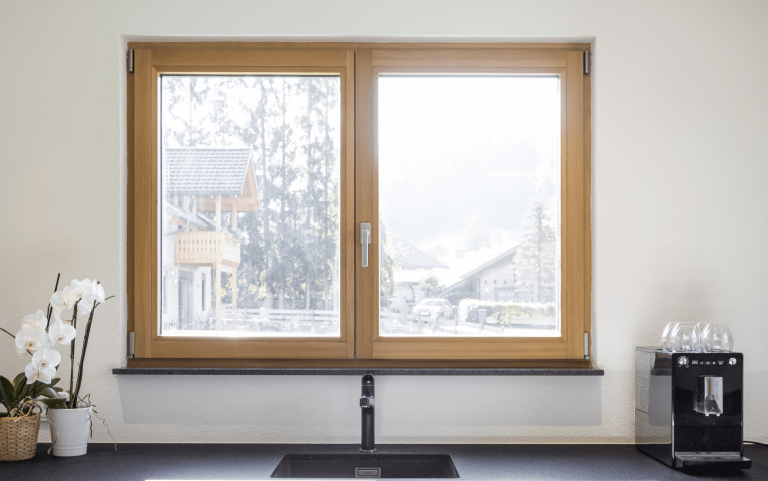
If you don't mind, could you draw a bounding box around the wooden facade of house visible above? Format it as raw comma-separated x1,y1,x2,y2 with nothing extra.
163,148,259,331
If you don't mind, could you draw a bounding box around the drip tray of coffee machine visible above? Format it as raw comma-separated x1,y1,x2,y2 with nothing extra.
675,452,751,469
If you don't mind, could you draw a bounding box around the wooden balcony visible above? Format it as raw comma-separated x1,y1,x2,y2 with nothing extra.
175,231,241,267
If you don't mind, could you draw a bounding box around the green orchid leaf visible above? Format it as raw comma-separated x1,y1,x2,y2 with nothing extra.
49,378,61,388
12,373,25,393
21,378,58,398
28,382,41,399
41,397,67,409
40,387,58,399
17,383,30,403
0,375,13,393
0,376,17,410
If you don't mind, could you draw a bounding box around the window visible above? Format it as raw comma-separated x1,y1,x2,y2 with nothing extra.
129,43,591,366
161,75,342,337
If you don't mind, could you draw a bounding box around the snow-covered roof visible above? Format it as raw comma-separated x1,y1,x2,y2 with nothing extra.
390,236,449,269
163,148,252,197
439,245,518,294
457,245,518,280
164,201,215,231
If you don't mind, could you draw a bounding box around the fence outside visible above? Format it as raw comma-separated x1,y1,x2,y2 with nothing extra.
379,310,556,336
163,308,556,337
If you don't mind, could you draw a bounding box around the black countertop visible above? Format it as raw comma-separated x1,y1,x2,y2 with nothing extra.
3,443,766,480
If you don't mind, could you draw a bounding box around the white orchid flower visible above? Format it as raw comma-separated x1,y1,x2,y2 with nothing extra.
15,326,49,357
69,279,84,298
21,310,48,329
15,341,30,358
52,305,74,323
49,320,77,346
58,279,87,310
70,278,94,301
81,278,94,298
50,290,76,315
91,281,105,304
77,295,95,318
25,345,61,384
62,286,79,304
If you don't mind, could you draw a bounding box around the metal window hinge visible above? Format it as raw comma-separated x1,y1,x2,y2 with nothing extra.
128,331,135,359
584,332,590,360
127,49,134,74
583,50,590,75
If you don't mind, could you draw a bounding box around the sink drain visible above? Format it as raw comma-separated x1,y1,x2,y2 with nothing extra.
355,467,381,478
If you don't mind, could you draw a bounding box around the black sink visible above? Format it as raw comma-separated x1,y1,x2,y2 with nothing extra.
270,453,460,478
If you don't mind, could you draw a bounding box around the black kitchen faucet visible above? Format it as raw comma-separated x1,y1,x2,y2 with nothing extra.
360,374,375,452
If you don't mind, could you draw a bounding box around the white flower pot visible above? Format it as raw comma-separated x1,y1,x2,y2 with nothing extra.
47,407,92,457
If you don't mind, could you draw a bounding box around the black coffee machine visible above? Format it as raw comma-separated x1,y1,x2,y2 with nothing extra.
635,346,751,469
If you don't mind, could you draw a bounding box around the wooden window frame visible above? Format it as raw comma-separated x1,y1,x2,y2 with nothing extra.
127,42,591,368
129,45,356,360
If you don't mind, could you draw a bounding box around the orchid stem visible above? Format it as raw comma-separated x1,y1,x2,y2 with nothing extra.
72,299,97,406
90,296,115,313
68,305,78,409
0,327,15,339
45,273,61,331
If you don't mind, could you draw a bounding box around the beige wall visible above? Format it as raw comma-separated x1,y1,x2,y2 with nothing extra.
1,0,767,443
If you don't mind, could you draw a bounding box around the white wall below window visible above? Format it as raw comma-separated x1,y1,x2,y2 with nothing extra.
1,0,766,444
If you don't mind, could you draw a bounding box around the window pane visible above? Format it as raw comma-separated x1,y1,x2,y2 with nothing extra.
378,76,560,337
160,76,341,337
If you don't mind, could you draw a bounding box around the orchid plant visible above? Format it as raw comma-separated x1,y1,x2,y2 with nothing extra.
0,276,112,415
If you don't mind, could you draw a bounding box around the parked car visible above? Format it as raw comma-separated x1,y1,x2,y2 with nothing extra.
412,298,454,320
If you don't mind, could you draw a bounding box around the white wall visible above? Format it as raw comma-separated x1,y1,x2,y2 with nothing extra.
1,0,766,444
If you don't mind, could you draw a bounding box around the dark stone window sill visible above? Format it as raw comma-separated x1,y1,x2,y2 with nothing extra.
112,367,604,376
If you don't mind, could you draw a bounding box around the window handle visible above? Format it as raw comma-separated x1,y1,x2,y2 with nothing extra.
361,223,371,267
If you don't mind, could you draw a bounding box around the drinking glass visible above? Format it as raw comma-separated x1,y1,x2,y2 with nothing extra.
700,322,733,352
669,322,701,352
661,322,678,351
694,321,708,339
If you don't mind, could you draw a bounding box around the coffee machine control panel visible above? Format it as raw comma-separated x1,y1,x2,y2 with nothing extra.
677,356,739,368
